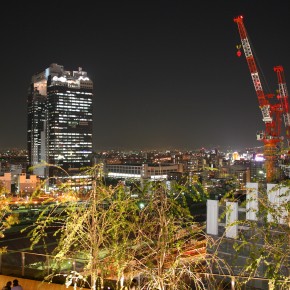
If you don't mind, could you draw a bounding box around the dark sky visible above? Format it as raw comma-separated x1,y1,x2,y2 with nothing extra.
1,1,290,152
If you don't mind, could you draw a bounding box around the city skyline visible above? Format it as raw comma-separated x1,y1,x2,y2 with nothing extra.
1,1,290,151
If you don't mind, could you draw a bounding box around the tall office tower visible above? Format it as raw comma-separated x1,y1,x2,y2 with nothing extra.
27,70,49,177
27,63,93,179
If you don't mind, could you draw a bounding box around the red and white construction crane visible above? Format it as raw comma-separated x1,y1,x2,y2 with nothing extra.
234,15,284,183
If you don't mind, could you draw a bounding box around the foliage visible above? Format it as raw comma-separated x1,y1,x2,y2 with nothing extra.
26,165,138,289
0,181,19,253
131,180,208,290
21,161,290,289
25,164,219,289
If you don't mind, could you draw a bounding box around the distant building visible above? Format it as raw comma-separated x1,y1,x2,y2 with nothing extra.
0,151,28,173
0,173,12,194
105,163,184,180
27,80,47,177
0,172,38,195
219,162,250,185
250,159,265,182
27,63,93,179
17,173,38,195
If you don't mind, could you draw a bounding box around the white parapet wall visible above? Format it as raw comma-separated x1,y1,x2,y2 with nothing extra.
226,201,238,239
206,199,219,235
246,182,259,221
267,183,290,224
206,182,289,243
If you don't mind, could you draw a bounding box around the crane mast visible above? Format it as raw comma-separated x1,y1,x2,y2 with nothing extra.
274,65,290,140
234,15,282,183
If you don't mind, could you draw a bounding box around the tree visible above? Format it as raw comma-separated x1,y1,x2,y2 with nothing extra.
0,181,19,253
26,166,228,289
130,180,211,290
27,165,140,290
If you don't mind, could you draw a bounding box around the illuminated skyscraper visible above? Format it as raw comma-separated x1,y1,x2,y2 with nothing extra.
27,63,93,178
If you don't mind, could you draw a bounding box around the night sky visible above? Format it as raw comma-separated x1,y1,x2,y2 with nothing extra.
1,1,290,152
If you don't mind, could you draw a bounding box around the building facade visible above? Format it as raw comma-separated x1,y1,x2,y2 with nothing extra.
0,172,38,195
105,163,184,180
27,63,93,178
